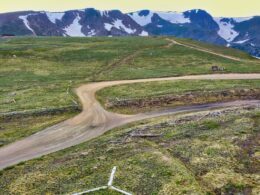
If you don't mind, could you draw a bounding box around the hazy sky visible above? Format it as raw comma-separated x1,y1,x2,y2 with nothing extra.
1,0,260,17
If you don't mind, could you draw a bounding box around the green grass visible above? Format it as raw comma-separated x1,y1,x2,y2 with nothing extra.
0,107,259,194
0,37,167,113
177,38,254,60
1,37,259,113
97,79,260,113
1,36,259,148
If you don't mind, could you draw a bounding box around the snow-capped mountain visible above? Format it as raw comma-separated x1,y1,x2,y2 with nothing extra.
0,8,259,57
0,9,146,37
129,9,259,57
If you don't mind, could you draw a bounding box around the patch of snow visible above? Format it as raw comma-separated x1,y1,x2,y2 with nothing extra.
100,11,109,17
104,23,113,31
114,19,136,34
19,15,36,35
157,25,163,28
233,39,249,44
129,11,190,26
46,12,64,23
156,11,191,24
226,43,231,47
139,31,149,36
87,29,96,37
253,56,260,59
233,17,253,23
105,20,136,34
250,43,255,47
214,17,239,42
129,11,154,26
64,14,85,37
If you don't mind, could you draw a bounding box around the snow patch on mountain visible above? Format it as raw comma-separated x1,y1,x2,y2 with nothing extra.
114,19,136,33
139,31,148,36
129,11,153,26
233,39,250,44
87,29,96,37
214,18,239,42
64,14,85,37
100,10,109,17
46,12,65,23
18,15,36,35
104,20,136,34
156,11,191,24
129,10,190,26
104,23,113,31
233,17,253,23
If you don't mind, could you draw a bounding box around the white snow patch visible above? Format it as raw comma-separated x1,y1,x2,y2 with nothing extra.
64,14,85,37
104,20,136,34
129,11,190,26
233,39,249,44
157,25,163,28
139,31,149,36
19,15,36,35
87,29,96,37
129,11,153,26
233,17,253,23
250,43,255,47
114,19,136,34
46,12,64,23
156,11,191,24
100,11,109,17
214,17,239,42
104,23,113,31
226,43,231,47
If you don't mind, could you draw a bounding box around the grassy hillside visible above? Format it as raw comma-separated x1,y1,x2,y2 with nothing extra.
1,36,260,146
0,37,166,113
1,37,259,113
0,107,259,194
97,79,260,114
0,37,260,194
177,38,254,60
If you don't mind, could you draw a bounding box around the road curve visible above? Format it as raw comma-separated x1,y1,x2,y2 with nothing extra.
0,74,260,170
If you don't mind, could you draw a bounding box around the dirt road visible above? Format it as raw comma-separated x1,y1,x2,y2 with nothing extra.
0,74,260,170
168,38,242,61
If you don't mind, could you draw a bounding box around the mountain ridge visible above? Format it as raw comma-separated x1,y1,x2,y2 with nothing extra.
0,8,259,57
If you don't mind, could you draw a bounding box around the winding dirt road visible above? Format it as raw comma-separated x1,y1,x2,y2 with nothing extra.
0,74,260,170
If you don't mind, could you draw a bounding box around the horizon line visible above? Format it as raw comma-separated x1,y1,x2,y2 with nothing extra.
0,7,258,18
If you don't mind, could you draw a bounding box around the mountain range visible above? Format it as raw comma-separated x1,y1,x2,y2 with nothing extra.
0,8,259,57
